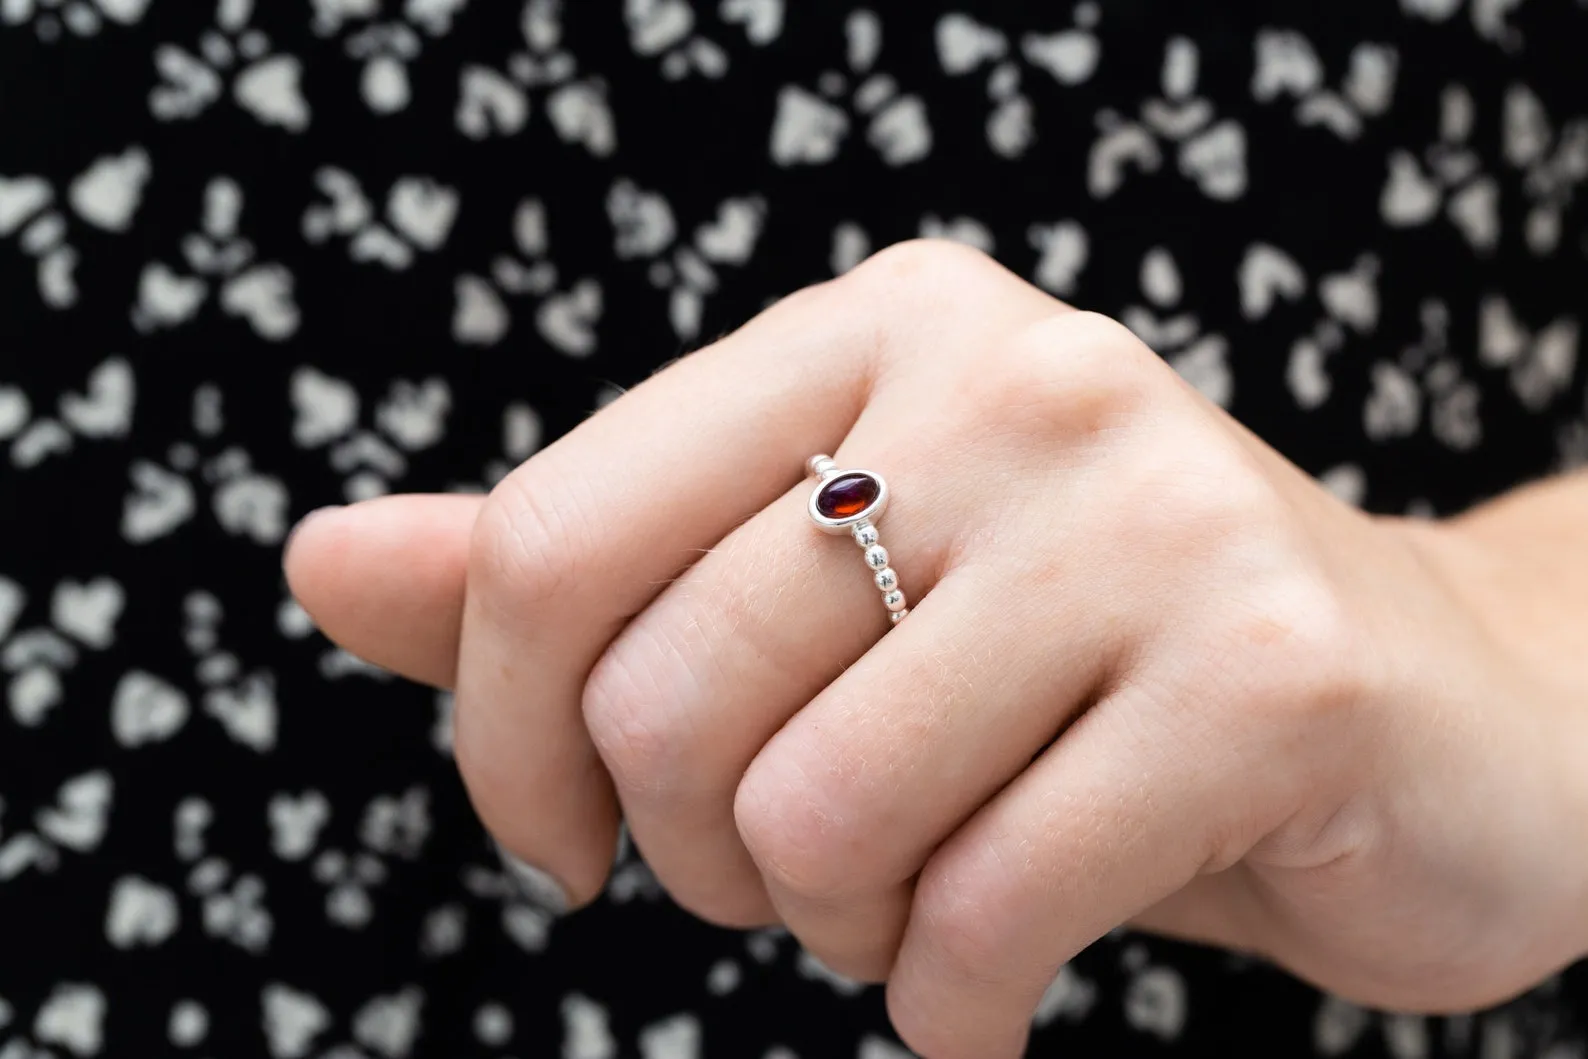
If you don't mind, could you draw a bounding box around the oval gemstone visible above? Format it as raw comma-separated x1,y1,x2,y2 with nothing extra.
816,472,880,519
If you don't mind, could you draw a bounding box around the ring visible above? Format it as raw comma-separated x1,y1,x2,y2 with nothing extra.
806,455,908,624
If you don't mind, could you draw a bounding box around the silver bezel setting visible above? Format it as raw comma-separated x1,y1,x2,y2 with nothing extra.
808,470,889,534
806,454,908,626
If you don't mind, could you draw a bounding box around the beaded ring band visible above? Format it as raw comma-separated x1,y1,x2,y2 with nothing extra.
806,455,908,625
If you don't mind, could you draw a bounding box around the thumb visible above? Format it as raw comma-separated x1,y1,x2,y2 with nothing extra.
283,493,482,688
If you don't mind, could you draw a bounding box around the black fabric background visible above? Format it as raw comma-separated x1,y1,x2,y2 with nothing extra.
2,1,1587,1055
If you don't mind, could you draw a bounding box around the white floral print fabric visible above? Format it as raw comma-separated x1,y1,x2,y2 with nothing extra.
2,1,1587,1056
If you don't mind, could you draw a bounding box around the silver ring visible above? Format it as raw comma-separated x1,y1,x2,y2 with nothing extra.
806,454,908,625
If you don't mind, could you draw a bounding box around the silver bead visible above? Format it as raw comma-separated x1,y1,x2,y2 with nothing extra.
883,590,906,612
874,567,898,592
810,457,841,481
889,609,908,624
864,544,889,570
852,523,879,548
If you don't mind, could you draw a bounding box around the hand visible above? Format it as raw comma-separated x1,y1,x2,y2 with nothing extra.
286,240,1588,1059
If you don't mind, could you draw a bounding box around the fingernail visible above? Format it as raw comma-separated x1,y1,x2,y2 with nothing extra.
283,505,343,561
494,839,570,916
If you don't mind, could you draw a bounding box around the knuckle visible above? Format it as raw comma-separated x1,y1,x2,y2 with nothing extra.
1042,306,1140,351
470,465,592,613
847,237,1002,295
583,625,693,799
818,239,1006,366
1028,311,1158,410
733,243,1000,383
1134,448,1276,548
911,855,1026,989
970,311,1159,439
733,760,851,901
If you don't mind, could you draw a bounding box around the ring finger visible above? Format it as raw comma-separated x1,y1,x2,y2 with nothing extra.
580,409,957,927
581,266,1067,930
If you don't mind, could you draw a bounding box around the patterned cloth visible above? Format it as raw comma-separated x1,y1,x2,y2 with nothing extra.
3,1,1588,1056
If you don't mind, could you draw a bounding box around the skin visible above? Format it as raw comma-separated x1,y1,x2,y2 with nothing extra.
285,240,1588,1059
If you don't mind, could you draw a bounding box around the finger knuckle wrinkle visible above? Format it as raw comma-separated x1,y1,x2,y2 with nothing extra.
472,468,591,612
583,628,692,797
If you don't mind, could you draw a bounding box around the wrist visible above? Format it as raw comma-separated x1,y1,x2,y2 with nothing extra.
1381,511,1588,974
1386,509,1588,692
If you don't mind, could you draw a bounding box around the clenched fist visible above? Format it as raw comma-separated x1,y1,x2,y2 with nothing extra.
287,240,1588,1059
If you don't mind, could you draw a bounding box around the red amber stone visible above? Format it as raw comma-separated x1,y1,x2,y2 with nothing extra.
816,472,880,519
